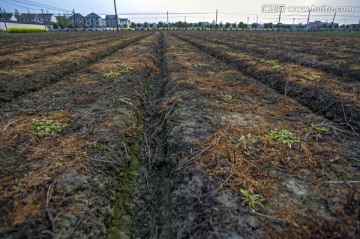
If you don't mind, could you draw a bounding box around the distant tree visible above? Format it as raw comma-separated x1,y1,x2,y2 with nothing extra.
84,23,89,29
130,22,136,28
225,22,231,29
251,23,258,28
219,22,224,29
58,22,65,29
157,21,164,29
67,23,74,29
14,8,20,20
215,23,219,29
322,23,328,28
52,22,59,29
333,23,339,28
232,23,237,29
238,22,244,28
264,22,273,28
136,23,142,28
143,22,149,29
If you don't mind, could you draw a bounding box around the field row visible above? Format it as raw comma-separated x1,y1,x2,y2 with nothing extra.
0,32,151,102
175,33,360,133
0,31,359,238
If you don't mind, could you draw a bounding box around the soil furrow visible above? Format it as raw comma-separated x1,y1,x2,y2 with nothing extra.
182,33,360,80
0,32,152,102
174,33,360,134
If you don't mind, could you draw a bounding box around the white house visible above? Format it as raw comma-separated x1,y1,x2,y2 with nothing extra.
105,15,119,28
85,13,101,28
69,13,85,27
119,18,130,28
20,13,57,24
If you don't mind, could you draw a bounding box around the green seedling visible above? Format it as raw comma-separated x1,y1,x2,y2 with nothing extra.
265,60,282,71
304,123,331,140
228,134,259,157
31,119,67,135
240,188,265,212
221,94,233,102
305,75,321,81
103,67,133,78
336,60,347,65
266,130,300,148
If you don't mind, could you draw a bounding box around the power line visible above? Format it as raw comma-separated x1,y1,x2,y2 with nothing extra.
5,0,71,12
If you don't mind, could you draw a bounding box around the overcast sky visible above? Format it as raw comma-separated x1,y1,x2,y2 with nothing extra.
1,0,359,24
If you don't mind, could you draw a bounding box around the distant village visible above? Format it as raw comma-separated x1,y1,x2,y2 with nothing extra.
1,11,359,31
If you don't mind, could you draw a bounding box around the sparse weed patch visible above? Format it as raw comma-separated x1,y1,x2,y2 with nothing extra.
103,67,133,78
335,59,347,65
265,60,282,71
228,134,259,157
305,75,321,81
304,123,331,140
240,188,265,212
266,130,300,148
219,94,233,102
30,119,67,135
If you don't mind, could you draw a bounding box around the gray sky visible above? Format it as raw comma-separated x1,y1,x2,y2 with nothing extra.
1,0,359,24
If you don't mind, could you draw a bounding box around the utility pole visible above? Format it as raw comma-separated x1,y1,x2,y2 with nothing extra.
0,7,8,31
331,12,336,28
256,14,258,30
215,9,218,30
278,8,282,24
73,9,77,31
306,10,311,25
167,11,169,30
113,0,119,32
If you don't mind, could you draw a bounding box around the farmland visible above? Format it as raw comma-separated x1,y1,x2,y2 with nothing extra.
0,31,359,238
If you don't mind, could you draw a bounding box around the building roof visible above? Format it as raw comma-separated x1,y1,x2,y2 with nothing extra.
20,13,54,18
105,15,118,19
70,13,84,18
86,13,101,18
1,13,15,20
119,18,128,21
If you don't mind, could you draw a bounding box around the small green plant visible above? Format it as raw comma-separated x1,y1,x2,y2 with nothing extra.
103,67,133,78
265,60,282,71
31,119,67,135
228,134,259,157
103,71,121,78
304,123,331,140
11,70,20,75
240,189,265,212
221,94,233,102
335,59,347,65
266,130,300,148
120,67,133,73
305,75,321,81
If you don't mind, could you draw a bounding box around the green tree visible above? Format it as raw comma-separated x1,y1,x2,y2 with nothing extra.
52,22,59,29
14,8,20,20
225,22,231,29
238,21,244,28
251,23,258,28
143,22,149,29
130,22,136,28
219,22,224,29
67,23,74,29
84,23,89,29
232,23,237,29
